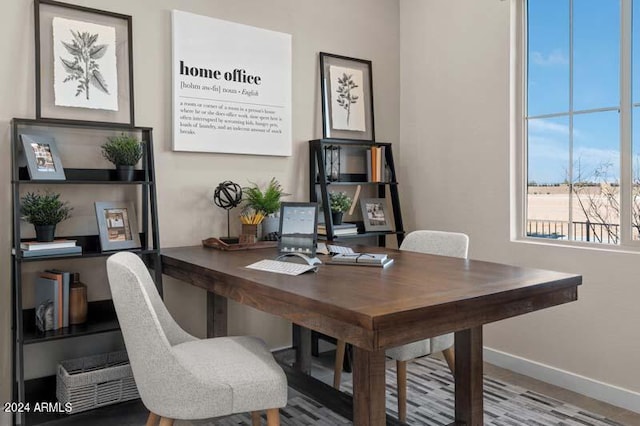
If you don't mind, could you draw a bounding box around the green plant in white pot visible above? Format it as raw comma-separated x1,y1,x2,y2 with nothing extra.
21,191,72,242
243,178,287,239
329,191,352,225
101,134,143,181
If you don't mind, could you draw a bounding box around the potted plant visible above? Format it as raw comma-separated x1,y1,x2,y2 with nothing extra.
21,191,72,242
101,134,143,181
243,178,287,238
329,191,352,225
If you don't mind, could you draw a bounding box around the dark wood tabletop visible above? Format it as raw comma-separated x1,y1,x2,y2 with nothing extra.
161,245,580,349
161,245,581,426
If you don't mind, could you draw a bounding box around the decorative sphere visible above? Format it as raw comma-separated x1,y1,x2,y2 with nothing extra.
213,181,243,211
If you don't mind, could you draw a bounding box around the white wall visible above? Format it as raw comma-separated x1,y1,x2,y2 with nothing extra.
400,0,640,411
0,1,400,424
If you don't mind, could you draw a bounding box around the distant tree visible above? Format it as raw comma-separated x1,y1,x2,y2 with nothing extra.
570,159,640,243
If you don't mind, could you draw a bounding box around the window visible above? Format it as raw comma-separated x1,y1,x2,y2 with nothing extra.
524,0,640,246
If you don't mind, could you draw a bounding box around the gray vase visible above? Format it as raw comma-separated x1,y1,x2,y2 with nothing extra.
261,216,280,239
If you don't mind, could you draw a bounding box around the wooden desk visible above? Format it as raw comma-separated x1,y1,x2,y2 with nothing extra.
161,246,580,426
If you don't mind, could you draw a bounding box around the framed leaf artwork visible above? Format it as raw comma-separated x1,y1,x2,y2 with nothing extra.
319,52,375,141
35,0,134,125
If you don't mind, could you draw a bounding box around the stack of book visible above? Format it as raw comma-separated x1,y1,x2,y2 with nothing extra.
19,239,81,258
318,223,358,237
329,252,394,268
34,269,73,332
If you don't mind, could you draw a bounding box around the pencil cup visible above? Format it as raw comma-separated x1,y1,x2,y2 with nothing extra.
241,224,258,244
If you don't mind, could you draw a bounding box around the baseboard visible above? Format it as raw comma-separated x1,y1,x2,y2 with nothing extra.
484,347,640,414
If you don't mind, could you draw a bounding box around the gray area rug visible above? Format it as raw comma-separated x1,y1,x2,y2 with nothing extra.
42,356,624,425
204,357,623,426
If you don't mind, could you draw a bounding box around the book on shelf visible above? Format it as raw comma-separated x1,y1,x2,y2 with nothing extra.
40,271,65,329
331,229,359,236
17,246,82,258
21,239,77,251
34,276,58,332
46,270,71,328
318,223,358,236
318,223,357,230
366,146,386,182
329,252,394,268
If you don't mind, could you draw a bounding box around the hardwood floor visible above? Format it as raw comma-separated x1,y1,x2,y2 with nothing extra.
482,362,640,426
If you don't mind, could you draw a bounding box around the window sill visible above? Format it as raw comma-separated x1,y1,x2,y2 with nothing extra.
512,236,640,255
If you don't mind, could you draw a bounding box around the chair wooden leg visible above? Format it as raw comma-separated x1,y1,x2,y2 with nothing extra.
158,418,174,426
333,339,347,389
266,408,280,426
146,412,160,426
251,410,261,426
397,360,407,423
443,346,456,375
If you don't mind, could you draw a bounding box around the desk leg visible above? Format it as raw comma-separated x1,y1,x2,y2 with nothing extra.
206,292,227,338
352,347,386,426
293,325,312,374
455,326,483,426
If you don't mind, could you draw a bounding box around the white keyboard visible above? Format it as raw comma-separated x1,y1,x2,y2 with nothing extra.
246,259,317,276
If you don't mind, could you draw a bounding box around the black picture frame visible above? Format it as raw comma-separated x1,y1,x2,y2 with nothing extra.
319,52,375,141
35,0,135,125
360,198,393,232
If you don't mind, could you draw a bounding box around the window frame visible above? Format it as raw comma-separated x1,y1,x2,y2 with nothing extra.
516,0,640,250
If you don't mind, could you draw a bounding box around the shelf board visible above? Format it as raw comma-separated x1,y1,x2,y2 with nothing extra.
14,168,150,184
315,181,398,186
17,248,158,263
22,300,119,345
310,138,392,148
320,230,405,240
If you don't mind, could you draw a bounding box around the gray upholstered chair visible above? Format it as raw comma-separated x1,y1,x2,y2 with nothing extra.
106,252,287,426
333,230,469,423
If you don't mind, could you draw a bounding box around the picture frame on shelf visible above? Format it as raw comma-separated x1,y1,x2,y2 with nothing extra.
360,198,393,232
319,52,375,141
95,201,141,251
35,0,134,125
20,134,66,180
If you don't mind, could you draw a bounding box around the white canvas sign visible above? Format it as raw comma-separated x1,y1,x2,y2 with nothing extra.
53,17,118,111
329,65,365,132
172,10,292,156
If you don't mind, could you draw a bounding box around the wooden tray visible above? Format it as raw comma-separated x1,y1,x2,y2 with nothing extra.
202,237,278,251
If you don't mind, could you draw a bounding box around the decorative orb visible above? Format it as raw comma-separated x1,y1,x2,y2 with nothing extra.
213,181,243,211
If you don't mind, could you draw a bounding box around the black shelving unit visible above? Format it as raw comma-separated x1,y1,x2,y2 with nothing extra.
308,138,405,370
308,138,405,247
11,118,162,425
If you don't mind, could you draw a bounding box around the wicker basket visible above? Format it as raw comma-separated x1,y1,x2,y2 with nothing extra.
56,351,139,413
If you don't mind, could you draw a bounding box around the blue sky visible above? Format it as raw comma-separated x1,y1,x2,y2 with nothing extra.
527,0,639,184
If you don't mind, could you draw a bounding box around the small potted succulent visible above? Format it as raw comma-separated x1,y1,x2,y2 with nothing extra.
101,133,143,181
329,191,352,225
243,178,287,238
21,191,72,242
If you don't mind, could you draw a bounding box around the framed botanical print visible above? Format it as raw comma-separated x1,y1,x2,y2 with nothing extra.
319,52,375,141
35,0,134,124
95,201,141,251
360,198,393,232
20,134,66,180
